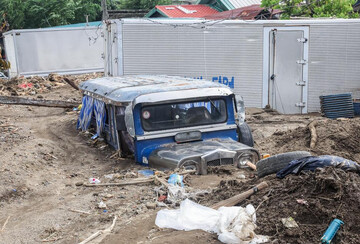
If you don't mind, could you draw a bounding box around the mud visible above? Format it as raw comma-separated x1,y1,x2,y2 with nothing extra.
199,167,360,244
256,117,360,163
1,77,359,244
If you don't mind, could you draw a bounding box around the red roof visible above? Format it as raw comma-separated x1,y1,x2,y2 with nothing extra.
156,5,218,18
204,4,282,20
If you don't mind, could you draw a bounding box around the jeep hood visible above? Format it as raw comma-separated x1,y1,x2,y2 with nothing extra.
148,138,260,174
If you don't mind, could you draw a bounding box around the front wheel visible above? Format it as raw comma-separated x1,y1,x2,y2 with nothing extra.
237,122,254,147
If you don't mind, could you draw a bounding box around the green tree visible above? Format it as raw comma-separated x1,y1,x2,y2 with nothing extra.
0,0,103,29
116,0,171,10
261,0,359,19
0,0,27,29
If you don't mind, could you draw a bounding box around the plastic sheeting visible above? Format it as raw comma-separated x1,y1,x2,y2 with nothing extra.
94,99,106,137
77,95,94,131
277,155,360,179
155,199,268,244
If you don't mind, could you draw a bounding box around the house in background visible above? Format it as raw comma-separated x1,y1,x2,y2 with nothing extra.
196,0,262,11
145,4,219,18
204,4,282,20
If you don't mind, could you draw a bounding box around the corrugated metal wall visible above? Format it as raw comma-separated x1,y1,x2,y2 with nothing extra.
122,22,264,108
120,20,360,113
308,23,360,112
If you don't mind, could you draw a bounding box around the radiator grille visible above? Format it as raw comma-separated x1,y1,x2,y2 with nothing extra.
207,158,233,167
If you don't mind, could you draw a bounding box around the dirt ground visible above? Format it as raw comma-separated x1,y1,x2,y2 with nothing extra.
0,75,359,244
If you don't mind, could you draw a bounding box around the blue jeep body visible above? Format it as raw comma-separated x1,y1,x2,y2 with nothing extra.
78,75,259,174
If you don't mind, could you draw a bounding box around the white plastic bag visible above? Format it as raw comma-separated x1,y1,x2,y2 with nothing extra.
155,199,268,244
156,199,220,232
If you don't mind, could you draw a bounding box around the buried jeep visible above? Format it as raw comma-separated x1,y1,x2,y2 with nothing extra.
77,75,260,174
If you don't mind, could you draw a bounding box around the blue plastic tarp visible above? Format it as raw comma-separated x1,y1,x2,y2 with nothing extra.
77,95,94,131
277,155,360,179
94,99,106,137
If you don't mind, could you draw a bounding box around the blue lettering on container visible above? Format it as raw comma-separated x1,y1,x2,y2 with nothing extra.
212,76,234,89
192,75,235,89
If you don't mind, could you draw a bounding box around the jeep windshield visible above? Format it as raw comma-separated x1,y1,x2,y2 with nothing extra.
141,98,227,131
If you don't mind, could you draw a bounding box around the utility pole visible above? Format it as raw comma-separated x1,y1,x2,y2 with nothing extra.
101,0,109,20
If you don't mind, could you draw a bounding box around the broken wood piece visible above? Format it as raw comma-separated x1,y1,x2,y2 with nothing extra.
83,177,154,187
211,181,269,209
0,124,15,127
308,120,318,149
78,215,117,244
69,209,91,215
42,236,63,242
63,77,80,90
154,175,172,189
0,216,10,232
0,96,79,108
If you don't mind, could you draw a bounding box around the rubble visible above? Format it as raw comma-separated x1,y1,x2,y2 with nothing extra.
0,73,103,96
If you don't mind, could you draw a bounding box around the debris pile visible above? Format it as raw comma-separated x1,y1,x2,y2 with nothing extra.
257,118,360,162
199,167,360,243
0,73,103,96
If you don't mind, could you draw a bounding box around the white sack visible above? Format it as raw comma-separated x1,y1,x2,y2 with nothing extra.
155,199,268,244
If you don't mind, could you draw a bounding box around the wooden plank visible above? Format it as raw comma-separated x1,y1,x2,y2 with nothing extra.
0,96,79,108
211,181,269,209
83,177,154,187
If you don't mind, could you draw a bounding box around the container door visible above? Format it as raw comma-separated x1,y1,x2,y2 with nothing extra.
266,27,308,114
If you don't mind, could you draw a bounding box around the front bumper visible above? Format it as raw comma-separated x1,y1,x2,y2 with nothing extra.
148,138,260,174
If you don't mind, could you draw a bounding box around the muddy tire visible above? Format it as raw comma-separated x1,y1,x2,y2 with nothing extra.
237,122,254,147
256,151,311,178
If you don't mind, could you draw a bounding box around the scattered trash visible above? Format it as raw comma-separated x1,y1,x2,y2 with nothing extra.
262,154,270,159
296,199,308,206
146,202,157,210
167,185,187,203
277,155,360,179
156,202,168,208
321,218,344,244
236,173,246,179
281,217,299,228
103,194,113,199
98,201,107,209
103,210,108,213
155,199,268,244
157,195,167,202
89,178,101,184
18,83,33,89
168,174,184,187
104,174,114,179
138,169,155,178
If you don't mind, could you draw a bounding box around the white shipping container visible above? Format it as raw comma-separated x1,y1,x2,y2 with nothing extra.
104,18,360,114
4,25,104,78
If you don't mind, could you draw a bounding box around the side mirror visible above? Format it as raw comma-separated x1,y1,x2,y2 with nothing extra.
235,95,245,124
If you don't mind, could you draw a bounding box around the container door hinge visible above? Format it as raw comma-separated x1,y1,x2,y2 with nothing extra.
296,102,306,107
297,59,307,65
296,81,306,86
297,37,308,43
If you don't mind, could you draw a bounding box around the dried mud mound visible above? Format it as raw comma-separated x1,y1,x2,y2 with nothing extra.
257,118,360,163
201,168,360,244
0,73,103,96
